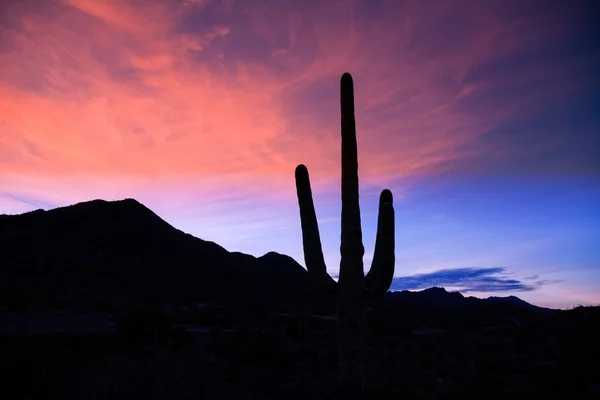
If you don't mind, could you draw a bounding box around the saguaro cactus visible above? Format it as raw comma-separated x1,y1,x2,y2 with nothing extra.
295,72,395,392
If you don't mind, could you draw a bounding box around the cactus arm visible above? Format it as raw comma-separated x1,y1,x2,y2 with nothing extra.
295,164,332,290
365,189,395,299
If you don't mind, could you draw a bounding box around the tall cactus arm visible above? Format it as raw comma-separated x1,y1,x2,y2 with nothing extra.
295,164,331,289
339,72,365,283
365,189,395,299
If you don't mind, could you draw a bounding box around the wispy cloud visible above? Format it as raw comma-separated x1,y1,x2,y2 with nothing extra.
1,0,594,188
391,267,561,293
0,193,57,214
0,0,597,307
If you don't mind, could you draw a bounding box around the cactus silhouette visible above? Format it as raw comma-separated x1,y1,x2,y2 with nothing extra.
295,72,395,393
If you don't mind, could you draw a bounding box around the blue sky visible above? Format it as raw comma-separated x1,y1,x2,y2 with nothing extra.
0,0,598,309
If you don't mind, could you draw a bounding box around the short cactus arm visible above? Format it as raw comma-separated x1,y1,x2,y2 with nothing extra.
295,164,329,283
365,189,395,299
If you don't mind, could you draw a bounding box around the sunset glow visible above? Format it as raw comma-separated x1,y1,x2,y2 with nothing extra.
1,0,598,309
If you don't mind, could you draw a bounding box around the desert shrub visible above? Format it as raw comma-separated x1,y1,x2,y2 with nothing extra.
115,307,172,348
195,305,227,326
4,290,32,313
169,326,195,349
240,330,292,371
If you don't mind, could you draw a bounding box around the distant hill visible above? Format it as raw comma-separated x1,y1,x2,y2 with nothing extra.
371,287,557,331
384,287,552,313
0,199,325,312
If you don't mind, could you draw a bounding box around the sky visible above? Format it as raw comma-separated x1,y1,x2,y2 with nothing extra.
0,0,598,309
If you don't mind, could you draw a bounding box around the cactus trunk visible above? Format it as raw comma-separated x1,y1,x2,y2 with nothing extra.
337,72,367,391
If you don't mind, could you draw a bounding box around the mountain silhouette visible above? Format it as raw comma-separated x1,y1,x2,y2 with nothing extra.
0,199,318,312
1,199,546,316
383,287,551,312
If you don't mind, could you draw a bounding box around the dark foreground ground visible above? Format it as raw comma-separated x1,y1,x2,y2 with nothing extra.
1,305,599,399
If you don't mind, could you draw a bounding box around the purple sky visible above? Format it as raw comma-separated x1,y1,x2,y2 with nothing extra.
1,0,598,308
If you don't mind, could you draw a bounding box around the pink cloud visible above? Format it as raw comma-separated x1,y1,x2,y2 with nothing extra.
1,0,589,182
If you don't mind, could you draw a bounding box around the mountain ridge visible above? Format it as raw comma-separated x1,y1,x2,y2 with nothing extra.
1,198,549,314
0,198,312,312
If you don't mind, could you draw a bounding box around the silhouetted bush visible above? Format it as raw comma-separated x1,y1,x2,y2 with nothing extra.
240,330,293,371
286,318,304,341
4,291,32,313
169,326,195,349
196,305,227,326
115,306,172,348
